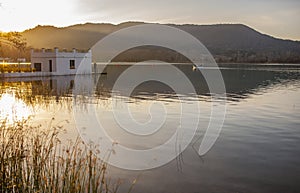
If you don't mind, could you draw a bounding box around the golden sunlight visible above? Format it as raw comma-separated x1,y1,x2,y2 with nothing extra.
0,0,76,32
0,93,33,123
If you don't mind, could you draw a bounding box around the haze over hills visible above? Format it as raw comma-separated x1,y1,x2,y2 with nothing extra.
8,22,300,63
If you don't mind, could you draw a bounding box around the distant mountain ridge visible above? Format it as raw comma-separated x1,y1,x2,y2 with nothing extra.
21,22,300,63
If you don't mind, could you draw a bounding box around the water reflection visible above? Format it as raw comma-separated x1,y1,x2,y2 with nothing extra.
0,93,33,123
1,64,299,113
0,64,300,192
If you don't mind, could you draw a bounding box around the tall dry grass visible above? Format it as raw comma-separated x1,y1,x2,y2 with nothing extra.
0,64,33,73
0,119,123,193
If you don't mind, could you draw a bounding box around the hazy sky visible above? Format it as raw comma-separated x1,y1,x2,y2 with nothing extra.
0,0,299,40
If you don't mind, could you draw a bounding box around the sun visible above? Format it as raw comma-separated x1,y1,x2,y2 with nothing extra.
0,93,33,123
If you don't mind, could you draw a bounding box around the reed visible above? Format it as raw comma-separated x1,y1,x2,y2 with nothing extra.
0,119,123,193
0,63,33,73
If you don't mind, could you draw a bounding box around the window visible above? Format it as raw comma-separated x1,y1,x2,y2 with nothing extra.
34,63,42,71
70,60,75,69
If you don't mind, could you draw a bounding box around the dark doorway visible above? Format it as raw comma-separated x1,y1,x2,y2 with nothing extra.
49,60,52,72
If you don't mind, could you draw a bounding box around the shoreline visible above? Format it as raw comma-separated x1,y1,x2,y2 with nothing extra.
1,63,299,79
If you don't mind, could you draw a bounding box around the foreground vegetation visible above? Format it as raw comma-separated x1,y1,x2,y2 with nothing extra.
0,63,33,73
0,119,122,193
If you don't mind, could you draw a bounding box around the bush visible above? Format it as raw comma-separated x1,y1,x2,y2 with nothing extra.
0,64,33,73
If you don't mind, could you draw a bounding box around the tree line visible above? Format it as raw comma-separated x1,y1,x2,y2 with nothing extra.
0,32,30,61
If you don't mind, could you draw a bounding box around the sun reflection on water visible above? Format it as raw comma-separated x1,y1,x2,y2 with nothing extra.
0,93,33,123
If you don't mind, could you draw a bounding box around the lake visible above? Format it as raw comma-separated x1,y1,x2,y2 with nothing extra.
0,64,300,193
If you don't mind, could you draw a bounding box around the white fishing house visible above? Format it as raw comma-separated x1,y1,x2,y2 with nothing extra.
30,48,92,75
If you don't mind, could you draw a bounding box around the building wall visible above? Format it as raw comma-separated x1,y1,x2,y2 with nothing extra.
31,48,92,75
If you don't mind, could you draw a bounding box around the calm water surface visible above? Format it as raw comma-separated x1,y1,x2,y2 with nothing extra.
0,64,300,193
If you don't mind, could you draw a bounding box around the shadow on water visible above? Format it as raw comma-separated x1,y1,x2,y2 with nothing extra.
95,64,300,102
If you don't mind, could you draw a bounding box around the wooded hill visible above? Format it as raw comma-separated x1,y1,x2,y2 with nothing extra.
1,22,300,63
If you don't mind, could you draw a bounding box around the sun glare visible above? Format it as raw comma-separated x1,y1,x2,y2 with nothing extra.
0,93,33,123
0,0,77,32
